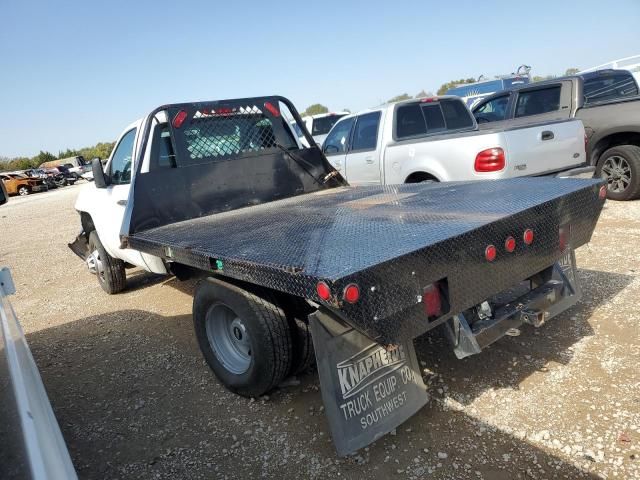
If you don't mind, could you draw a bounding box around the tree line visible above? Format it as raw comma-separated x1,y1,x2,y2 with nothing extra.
0,141,115,172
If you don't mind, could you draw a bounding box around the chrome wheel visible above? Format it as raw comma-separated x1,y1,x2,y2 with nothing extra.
18,186,29,196
601,155,631,193
86,249,105,281
205,304,251,375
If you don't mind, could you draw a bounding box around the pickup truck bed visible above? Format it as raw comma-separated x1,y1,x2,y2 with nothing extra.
127,177,603,344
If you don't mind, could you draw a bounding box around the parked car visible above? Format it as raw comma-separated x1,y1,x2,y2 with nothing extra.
471,69,640,200
295,112,349,146
69,95,605,455
0,173,47,196
24,168,61,189
40,156,91,179
321,96,590,186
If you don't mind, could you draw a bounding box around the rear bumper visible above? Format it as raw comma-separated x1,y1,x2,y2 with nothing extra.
553,166,596,179
444,250,580,359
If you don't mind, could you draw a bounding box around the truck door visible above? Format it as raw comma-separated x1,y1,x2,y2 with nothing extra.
322,116,356,178
343,111,383,185
91,127,145,266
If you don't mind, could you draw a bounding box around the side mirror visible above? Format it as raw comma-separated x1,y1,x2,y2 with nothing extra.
0,179,7,206
324,144,339,154
92,158,108,189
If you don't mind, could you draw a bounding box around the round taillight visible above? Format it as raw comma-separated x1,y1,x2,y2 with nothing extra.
599,185,607,200
316,281,331,301
343,284,360,304
523,229,534,245
485,245,497,262
505,236,516,253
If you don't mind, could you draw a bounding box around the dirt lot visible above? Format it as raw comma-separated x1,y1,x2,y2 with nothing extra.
1,184,639,479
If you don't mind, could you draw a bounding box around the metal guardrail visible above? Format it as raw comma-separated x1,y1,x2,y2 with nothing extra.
0,267,77,479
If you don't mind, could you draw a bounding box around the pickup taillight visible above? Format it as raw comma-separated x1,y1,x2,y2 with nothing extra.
475,147,505,172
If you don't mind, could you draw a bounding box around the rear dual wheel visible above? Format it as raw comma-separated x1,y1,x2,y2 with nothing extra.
193,278,314,397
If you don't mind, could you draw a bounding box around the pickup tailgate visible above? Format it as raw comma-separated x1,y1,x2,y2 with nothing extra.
504,118,586,176
127,178,605,344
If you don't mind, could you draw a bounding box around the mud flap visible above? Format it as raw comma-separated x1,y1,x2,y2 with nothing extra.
309,309,428,456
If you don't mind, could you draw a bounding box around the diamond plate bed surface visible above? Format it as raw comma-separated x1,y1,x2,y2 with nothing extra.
128,178,604,342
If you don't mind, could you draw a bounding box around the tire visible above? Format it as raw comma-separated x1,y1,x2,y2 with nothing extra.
289,317,315,375
18,186,30,196
87,231,126,294
596,145,640,201
193,278,292,397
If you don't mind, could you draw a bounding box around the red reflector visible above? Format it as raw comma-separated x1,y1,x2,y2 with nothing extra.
316,281,331,301
172,110,188,128
264,101,280,117
474,147,505,172
215,107,233,115
343,284,360,304
523,229,534,245
505,236,516,253
599,185,607,200
423,284,442,317
485,245,497,262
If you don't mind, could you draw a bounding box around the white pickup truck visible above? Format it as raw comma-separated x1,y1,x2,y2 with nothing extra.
322,96,592,185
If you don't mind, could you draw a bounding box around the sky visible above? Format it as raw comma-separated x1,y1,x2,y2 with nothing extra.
1,0,639,158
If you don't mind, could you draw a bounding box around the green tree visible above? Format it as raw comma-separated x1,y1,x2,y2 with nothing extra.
33,150,57,166
387,93,411,103
565,67,580,76
436,78,476,96
302,104,329,116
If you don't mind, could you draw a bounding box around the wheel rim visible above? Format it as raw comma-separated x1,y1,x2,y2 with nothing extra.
205,304,251,374
87,249,105,281
601,155,631,193
18,187,28,195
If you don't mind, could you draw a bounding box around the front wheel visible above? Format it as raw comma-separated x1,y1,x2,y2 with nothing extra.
18,186,30,196
193,278,292,397
596,145,640,201
87,231,126,294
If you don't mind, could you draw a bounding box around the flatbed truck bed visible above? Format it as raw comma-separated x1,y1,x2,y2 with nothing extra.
127,177,604,344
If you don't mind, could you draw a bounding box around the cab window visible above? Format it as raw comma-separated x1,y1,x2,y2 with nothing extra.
323,117,355,154
109,128,136,185
474,95,510,122
514,86,561,118
350,112,381,152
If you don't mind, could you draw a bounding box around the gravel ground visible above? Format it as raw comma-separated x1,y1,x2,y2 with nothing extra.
1,184,638,479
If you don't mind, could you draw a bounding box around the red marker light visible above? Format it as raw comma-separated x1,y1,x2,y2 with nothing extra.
172,110,188,128
316,281,331,301
485,245,497,262
264,101,280,117
215,107,233,115
420,97,438,103
505,236,516,253
599,185,607,200
523,229,534,245
343,284,360,304
423,283,442,318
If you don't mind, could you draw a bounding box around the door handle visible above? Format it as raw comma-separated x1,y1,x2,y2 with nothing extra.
365,156,374,164
541,131,554,141
117,200,128,206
